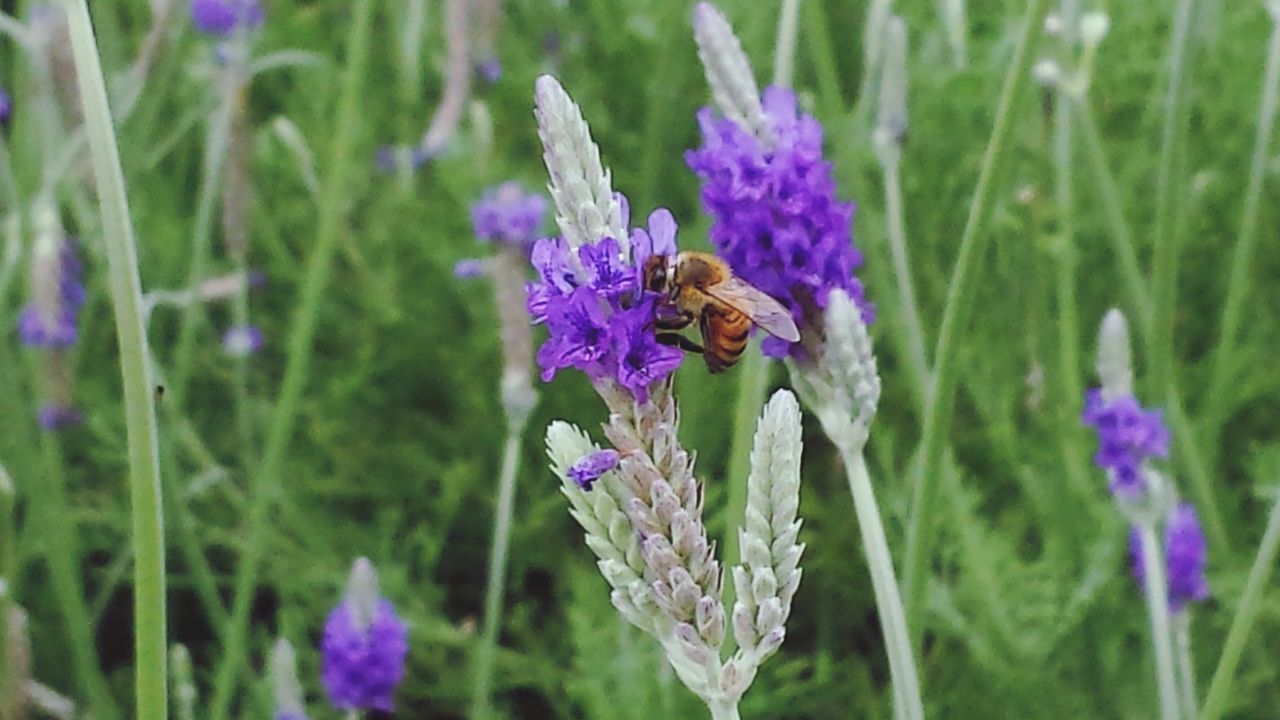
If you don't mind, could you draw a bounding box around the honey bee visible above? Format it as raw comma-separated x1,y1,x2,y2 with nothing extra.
642,251,800,373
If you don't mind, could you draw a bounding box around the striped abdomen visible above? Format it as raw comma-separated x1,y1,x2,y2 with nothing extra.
699,304,751,373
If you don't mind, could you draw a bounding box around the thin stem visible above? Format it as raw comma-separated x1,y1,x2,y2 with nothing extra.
1173,612,1198,720
1199,486,1280,720
1139,523,1180,720
1203,12,1280,431
1149,0,1197,394
61,1,168,718
1075,97,1153,338
841,446,924,720
29,435,121,719
901,0,1050,648
772,0,802,88
206,1,374,716
470,428,526,718
880,154,930,406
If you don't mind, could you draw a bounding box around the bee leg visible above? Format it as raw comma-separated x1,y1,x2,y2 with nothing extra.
656,332,704,354
654,312,694,331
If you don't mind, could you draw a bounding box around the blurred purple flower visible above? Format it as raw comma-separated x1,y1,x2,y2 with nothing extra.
471,182,547,255
221,325,263,357
37,404,82,431
524,204,685,401
453,258,487,279
375,145,435,174
0,85,11,126
321,560,408,712
476,56,503,84
18,237,85,349
687,86,870,360
568,449,620,490
190,0,263,35
1082,389,1170,497
1128,503,1210,612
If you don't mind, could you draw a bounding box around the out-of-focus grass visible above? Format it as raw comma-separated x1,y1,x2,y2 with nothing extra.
1,0,1279,717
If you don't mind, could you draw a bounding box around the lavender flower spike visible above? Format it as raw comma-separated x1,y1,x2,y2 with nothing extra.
692,3,771,144
18,227,85,349
533,75,626,251
1129,503,1210,612
321,558,409,712
471,181,547,255
270,638,309,720
723,390,805,701
788,290,879,453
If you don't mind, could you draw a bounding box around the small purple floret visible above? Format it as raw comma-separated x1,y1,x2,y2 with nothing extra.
38,404,82,431
0,86,11,126
568,449,620,490
686,86,870,359
221,325,263,357
476,56,503,84
471,182,547,255
1129,503,1210,612
190,0,263,35
454,258,487,279
321,599,408,712
1082,389,1170,497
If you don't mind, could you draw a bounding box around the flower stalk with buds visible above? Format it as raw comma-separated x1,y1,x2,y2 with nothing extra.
533,74,805,719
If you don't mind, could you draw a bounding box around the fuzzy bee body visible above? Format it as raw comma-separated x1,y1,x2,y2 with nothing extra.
642,251,799,373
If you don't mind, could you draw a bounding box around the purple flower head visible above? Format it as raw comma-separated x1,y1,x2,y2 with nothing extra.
471,182,547,255
190,0,263,35
476,56,503,84
686,86,871,361
221,325,263,357
0,86,11,126
18,236,85,349
454,258,487,279
568,449,620,490
524,201,685,399
375,145,435,174
322,559,408,712
37,403,82,431
1128,503,1210,612
1082,389,1170,497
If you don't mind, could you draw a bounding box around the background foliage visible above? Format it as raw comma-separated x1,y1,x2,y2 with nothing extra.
1,0,1278,717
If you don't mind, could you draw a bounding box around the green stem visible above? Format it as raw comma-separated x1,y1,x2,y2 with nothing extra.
879,153,930,408
901,0,1050,648
1173,612,1198,720
470,427,526,719
771,0,801,88
1202,10,1280,431
206,2,373,716
1075,97,1153,339
840,446,923,720
61,1,168,718
1199,486,1280,720
1149,0,1197,394
1139,523,1180,720
30,435,122,719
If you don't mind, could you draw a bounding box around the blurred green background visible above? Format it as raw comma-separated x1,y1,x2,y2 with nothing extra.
2,0,1279,717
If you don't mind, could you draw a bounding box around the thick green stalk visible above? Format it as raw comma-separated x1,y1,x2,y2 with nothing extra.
1199,486,1280,720
1139,523,1180,720
1148,0,1197,395
841,446,923,720
61,1,168,718
880,154,930,408
1173,613,1198,720
901,0,1050,647
1202,11,1280,431
206,2,374,716
470,427,526,718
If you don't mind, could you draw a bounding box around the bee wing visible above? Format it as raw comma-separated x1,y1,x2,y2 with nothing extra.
704,277,801,343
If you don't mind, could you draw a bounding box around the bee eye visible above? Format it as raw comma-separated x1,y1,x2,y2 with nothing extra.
647,267,666,292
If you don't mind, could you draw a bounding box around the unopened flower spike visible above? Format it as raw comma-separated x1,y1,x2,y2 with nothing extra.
788,290,880,453
692,3,772,145
270,638,309,720
321,558,408,713
873,15,909,159
18,212,85,349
